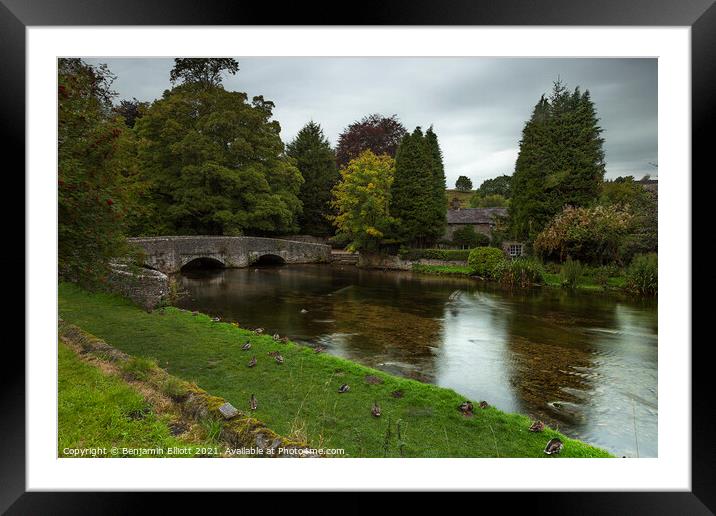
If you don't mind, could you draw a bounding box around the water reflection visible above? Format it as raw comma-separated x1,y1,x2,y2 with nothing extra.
177,264,657,457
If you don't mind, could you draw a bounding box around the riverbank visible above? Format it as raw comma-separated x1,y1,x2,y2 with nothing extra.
59,282,612,458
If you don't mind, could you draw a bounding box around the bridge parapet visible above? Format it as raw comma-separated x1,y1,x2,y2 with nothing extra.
128,236,331,274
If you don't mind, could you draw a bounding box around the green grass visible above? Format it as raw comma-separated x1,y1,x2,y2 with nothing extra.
58,342,210,457
59,282,612,458
543,272,626,291
412,264,472,277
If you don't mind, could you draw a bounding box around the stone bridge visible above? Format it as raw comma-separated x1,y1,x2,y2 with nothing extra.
128,236,331,274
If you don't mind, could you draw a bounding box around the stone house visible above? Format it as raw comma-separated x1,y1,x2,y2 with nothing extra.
444,207,508,241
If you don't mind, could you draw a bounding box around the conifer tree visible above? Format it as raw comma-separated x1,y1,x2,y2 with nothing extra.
511,80,605,238
286,122,339,236
426,126,447,242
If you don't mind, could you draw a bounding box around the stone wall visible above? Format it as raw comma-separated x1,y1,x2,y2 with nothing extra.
357,252,467,270
106,263,169,312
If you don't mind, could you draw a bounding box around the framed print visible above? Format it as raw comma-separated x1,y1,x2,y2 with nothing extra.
2,0,712,511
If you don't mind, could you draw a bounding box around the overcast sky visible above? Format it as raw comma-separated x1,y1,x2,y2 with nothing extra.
86,57,657,188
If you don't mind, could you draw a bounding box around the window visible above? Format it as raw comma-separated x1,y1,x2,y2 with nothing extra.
507,244,523,257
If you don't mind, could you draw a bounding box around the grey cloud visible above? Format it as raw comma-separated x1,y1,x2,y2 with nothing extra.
85,57,657,187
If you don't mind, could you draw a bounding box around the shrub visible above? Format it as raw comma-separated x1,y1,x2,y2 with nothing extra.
399,248,471,261
120,356,157,381
493,258,545,288
451,226,490,248
560,258,584,289
467,247,506,277
625,253,657,296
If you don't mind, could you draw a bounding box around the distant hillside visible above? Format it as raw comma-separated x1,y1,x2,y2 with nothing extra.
445,189,475,208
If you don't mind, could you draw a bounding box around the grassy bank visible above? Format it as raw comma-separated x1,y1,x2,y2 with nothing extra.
58,341,214,457
59,282,611,458
411,264,473,277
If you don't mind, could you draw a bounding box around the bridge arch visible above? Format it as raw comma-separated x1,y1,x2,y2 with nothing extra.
252,253,286,266
180,256,226,271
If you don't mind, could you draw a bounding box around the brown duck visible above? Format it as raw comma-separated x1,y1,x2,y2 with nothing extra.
458,401,474,416
247,356,257,368
254,328,264,334
338,384,350,393
371,402,381,417
479,401,490,409
544,437,563,455
249,394,258,411
241,341,251,351
529,420,545,432
274,353,284,364
314,345,325,353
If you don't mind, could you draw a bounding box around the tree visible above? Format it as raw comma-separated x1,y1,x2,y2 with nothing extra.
455,176,473,191
425,126,447,242
477,174,512,198
330,151,396,252
511,80,606,239
451,226,489,248
169,58,239,88
58,59,142,285
113,97,149,128
132,82,303,236
286,121,340,236
390,127,446,246
336,114,407,167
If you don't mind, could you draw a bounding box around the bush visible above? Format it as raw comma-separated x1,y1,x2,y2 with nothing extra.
560,258,584,289
625,253,657,296
493,258,545,288
451,226,490,248
399,248,471,261
467,247,506,277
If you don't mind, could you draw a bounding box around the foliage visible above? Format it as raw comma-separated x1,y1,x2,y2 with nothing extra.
286,121,340,236
330,151,396,252
625,253,658,296
533,205,633,264
477,174,512,198
390,127,446,246
451,226,490,248
511,80,606,238
113,97,149,128
131,83,303,236
467,247,506,277
399,248,472,261
58,58,143,285
58,283,612,457
493,258,545,288
455,175,473,191
559,257,584,289
469,193,509,208
169,58,239,88
336,114,407,167
600,176,658,263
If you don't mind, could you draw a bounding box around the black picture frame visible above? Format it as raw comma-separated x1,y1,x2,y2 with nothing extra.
2,0,710,512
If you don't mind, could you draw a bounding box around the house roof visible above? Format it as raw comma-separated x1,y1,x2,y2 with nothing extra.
447,208,508,225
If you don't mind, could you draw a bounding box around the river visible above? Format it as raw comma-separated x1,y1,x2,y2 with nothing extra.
176,263,658,457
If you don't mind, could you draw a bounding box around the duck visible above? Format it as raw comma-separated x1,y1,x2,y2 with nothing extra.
267,351,279,357
241,341,251,351
254,328,264,334
211,316,221,322
479,401,490,409
371,402,381,418
314,345,325,354
272,333,281,341
300,309,308,314
338,384,350,393
529,420,545,432
280,336,289,344
458,401,474,415
274,353,284,364
544,437,563,455
250,394,258,411
247,356,257,368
